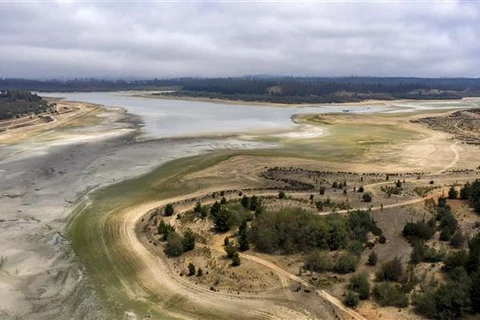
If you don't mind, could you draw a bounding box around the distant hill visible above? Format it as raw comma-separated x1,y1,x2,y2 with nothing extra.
0,90,49,120
2,77,480,104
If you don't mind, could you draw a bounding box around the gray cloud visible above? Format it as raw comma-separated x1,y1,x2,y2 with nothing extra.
0,1,479,78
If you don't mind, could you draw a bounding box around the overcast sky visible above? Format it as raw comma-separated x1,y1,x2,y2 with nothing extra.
0,1,479,79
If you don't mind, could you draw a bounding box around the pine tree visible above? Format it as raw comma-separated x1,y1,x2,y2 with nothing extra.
238,220,249,251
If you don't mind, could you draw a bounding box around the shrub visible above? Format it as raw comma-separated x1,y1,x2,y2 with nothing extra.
413,283,472,319
348,273,370,300
368,251,378,266
319,187,326,195
448,185,458,199
344,291,360,308
376,257,403,282
358,186,364,193
334,252,358,274
442,250,468,274
224,245,237,259
304,250,332,273
373,282,409,308
158,220,175,241
450,231,466,248
166,232,184,257
362,192,372,202
231,252,241,266
188,263,196,276
278,190,286,199
197,268,204,277
402,220,434,242
182,228,196,252
164,203,174,216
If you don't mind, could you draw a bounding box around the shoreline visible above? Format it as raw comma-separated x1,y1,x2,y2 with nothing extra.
135,91,480,109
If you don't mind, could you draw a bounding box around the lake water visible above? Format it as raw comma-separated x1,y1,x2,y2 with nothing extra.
40,92,479,138
40,92,382,138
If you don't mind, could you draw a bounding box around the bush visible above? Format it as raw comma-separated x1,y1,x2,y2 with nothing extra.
358,186,364,193
158,220,175,241
368,251,378,266
373,282,409,308
413,283,472,319
278,190,286,199
197,268,203,277
450,231,466,248
362,192,372,202
334,252,358,274
188,263,196,276
348,273,370,300
344,291,360,308
164,203,174,216
402,220,434,242
442,250,468,274
376,257,403,282
304,250,331,273
166,232,184,257
182,228,196,252
320,187,326,195
231,252,241,266
224,245,238,259
448,185,458,199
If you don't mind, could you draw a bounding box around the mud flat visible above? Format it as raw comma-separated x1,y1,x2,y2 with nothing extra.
0,100,272,319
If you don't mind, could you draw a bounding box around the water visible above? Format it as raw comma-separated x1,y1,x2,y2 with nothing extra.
40,92,383,138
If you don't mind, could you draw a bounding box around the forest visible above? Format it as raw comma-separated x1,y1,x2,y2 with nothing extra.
0,90,49,120
2,77,480,103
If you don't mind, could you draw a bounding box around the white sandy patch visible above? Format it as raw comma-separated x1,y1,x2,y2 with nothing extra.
272,125,325,139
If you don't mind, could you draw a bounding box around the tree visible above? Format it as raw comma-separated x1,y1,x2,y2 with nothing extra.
224,244,238,259
278,190,286,199
469,180,480,212
466,232,480,275
237,220,249,251
158,220,175,241
448,185,458,199
249,195,260,211
231,252,241,266
460,182,471,200
166,232,184,257
450,231,466,248
220,197,227,205
362,192,372,202
182,228,196,251
368,251,378,266
194,201,207,218
470,269,480,312
320,187,326,195
348,273,370,300
210,201,221,218
241,195,250,209
164,203,174,216
197,268,204,277
213,208,232,232
188,263,196,276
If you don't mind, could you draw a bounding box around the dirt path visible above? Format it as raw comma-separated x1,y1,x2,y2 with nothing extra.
437,142,459,174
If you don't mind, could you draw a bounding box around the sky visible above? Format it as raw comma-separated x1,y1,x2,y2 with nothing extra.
0,1,479,79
